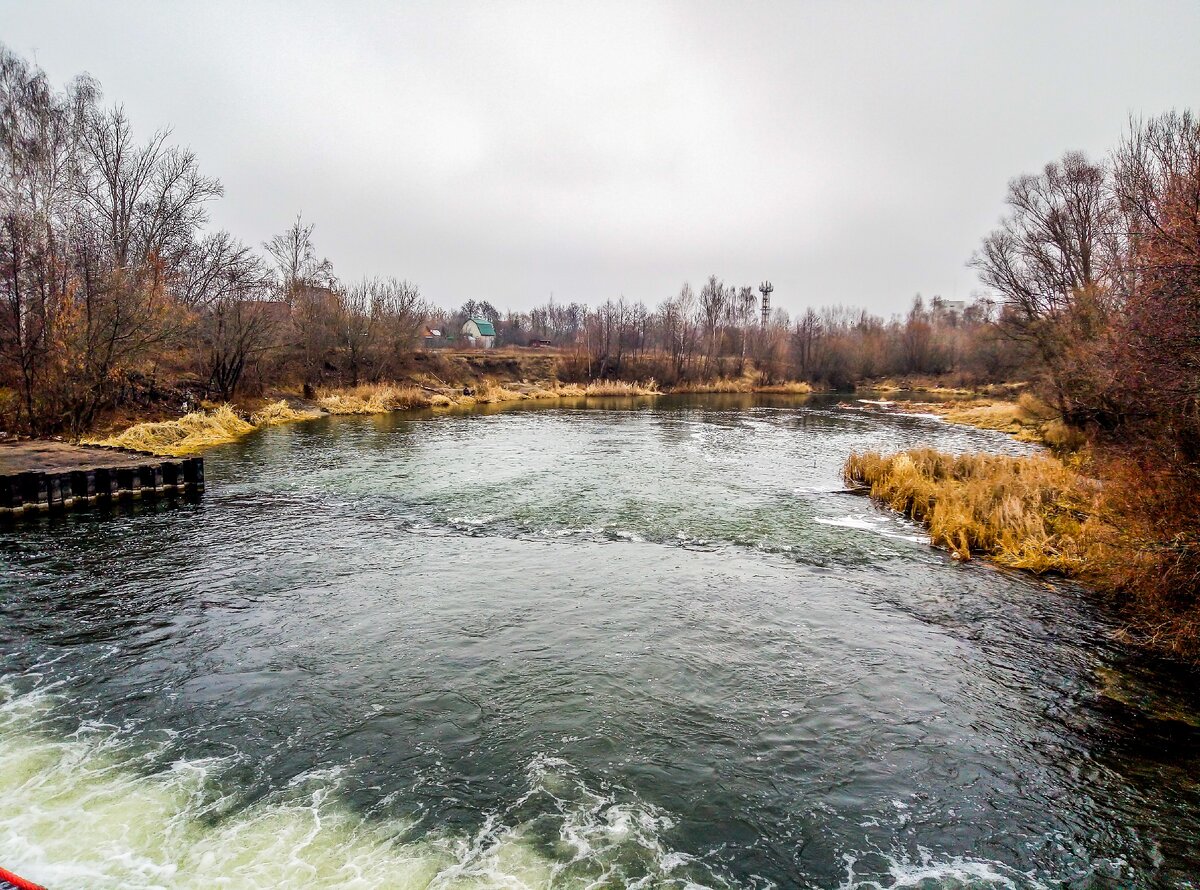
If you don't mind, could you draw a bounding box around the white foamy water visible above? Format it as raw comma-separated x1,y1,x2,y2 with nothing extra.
813,515,885,532
812,514,928,545
0,684,718,890
838,850,1046,889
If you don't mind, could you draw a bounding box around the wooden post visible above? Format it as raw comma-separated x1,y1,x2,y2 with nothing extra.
69,470,95,506
182,458,205,490
0,475,19,511
17,472,48,512
115,467,136,498
94,467,117,500
138,465,163,495
47,474,65,510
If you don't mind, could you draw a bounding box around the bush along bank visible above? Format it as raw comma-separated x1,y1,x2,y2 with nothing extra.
844,447,1200,662
82,378,673,456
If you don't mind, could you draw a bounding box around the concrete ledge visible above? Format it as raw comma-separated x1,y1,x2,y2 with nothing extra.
0,444,203,519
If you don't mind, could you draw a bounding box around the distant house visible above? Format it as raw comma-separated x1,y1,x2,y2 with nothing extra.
423,327,448,349
461,317,496,348
528,338,553,349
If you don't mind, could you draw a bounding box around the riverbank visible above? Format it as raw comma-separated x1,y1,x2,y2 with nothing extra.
844,443,1200,662
82,380,666,456
843,387,1199,661
81,376,815,456
845,388,1087,453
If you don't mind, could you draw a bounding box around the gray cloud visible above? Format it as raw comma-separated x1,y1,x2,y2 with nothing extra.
5,0,1198,315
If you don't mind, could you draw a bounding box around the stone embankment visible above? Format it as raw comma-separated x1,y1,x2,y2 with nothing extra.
0,442,203,519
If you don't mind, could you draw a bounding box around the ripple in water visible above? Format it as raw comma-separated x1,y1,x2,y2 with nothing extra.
2,395,1198,888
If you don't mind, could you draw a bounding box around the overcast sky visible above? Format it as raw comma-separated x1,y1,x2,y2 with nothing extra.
4,1,1198,316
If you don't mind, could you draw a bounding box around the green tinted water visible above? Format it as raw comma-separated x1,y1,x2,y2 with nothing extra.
2,395,1198,888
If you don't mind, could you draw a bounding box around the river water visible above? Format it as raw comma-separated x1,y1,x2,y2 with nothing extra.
2,394,1199,889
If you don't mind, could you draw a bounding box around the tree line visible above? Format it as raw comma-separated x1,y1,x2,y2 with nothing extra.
5,41,1196,464
2,45,1032,437
973,111,1200,617
447,288,1024,390
0,47,430,435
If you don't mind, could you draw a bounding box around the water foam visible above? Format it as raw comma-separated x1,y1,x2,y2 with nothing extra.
0,683,724,889
838,849,1049,889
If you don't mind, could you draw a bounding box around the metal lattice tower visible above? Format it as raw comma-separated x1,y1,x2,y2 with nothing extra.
758,281,773,326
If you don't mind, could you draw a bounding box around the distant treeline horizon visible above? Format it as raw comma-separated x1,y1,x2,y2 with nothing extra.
0,44,1030,438
1,40,1196,448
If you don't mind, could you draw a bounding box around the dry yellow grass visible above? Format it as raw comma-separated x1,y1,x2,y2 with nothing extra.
472,378,526,403
920,394,1087,451
583,379,659,396
844,448,1096,574
676,377,757,393
251,400,324,426
318,384,431,415
86,405,256,456
844,445,1200,660
668,378,812,395
940,401,1028,433
755,381,814,394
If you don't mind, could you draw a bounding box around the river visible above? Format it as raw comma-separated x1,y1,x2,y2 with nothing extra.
2,394,1198,888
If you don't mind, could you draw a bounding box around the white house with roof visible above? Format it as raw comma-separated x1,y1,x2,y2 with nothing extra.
461,317,496,348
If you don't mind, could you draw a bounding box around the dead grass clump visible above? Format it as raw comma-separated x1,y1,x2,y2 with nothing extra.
87,405,255,456
756,381,814,394
251,400,323,426
318,384,431,415
941,400,1028,433
678,378,812,394
1016,392,1055,421
473,378,525,403
844,447,1096,574
1039,418,1088,452
583,379,659,396
677,377,755,393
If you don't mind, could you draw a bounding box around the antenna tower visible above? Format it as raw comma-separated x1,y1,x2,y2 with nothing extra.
758,281,774,326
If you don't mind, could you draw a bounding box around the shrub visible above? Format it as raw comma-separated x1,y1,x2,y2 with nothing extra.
317,384,431,415
86,405,255,456
844,448,1093,573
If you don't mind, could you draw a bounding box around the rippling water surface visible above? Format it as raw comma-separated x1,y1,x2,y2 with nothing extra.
2,394,1199,889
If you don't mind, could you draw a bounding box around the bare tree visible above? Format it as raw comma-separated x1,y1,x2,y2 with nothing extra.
195,235,276,399
791,308,822,380
970,151,1114,410
265,213,334,303
698,274,728,375
734,284,756,373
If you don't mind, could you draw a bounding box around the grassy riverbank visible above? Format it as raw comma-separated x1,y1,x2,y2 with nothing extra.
83,378,676,455
844,449,1092,573
82,373,817,456
888,392,1084,451
845,445,1200,661
85,402,323,456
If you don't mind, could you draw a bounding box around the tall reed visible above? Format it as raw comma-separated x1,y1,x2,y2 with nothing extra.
844,448,1093,573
